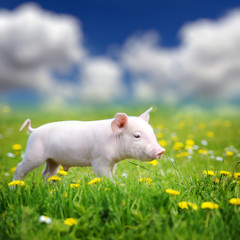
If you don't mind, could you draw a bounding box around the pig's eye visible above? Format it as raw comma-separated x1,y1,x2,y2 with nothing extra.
133,133,141,139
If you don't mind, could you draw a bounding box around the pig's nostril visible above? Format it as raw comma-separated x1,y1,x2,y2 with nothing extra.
155,149,165,159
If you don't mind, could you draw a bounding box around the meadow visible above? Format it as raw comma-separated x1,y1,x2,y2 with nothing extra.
0,105,240,240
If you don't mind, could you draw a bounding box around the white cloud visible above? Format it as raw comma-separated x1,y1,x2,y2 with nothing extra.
122,9,240,102
0,3,85,101
79,57,125,103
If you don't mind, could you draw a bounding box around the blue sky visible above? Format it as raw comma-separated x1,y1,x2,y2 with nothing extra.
1,0,239,54
0,0,240,106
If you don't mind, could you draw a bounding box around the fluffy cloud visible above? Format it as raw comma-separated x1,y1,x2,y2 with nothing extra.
79,57,125,103
122,9,240,102
0,3,85,100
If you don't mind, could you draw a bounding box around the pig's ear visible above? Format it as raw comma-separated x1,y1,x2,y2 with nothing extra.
111,113,128,134
139,107,153,122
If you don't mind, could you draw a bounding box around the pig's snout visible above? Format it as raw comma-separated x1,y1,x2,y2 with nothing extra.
154,148,165,159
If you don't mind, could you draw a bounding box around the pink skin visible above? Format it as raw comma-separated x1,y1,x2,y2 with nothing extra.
13,107,165,181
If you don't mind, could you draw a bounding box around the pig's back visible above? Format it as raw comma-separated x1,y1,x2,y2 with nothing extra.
31,120,112,166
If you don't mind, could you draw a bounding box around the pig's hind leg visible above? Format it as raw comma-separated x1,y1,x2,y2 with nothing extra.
13,139,46,180
42,159,60,180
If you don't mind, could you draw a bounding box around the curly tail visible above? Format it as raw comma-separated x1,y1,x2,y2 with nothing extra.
19,119,34,133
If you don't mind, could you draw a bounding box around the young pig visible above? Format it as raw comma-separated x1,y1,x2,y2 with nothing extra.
13,107,165,181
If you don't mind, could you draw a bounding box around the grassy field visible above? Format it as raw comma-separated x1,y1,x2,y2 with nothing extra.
0,105,240,240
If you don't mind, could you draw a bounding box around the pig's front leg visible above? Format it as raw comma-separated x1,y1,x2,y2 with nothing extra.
92,159,114,181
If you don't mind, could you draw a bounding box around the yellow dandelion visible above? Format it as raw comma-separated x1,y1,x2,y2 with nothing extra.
206,131,215,138
198,149,208,155
49,189,55,194
64,218,77,226
104,188,111,191
173,142,184,150
229,198,240,206
188,202,198,210
138,178,152,185
219,171,231,176
178,201,198,210
165,189,180,196
214,178,219,184
203,170,215,176
58,170,68,176
148,160,158,166
224,120,232,127
176,152,189,158
8,180,25,187
185,139,195,147
47,176,61,182
12,144,22,151
178,201,188,209
2,105,11,114
88,177,101,185
198,123,206,130
233,172,240,179
64,192,68,198
157,124,164,130
226,151,234,157
158,140,167,147
156,132,163,139
59,166,64,170
76,180,81,184
122,200,126,206
201,202,219,209
10,167,16,173
70,183,80,189
171,135,179,141
178,122,185,130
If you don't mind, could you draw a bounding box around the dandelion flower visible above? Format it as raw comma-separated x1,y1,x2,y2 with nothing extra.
226,151,234,156
176,152,189,158
214,178,219,184
173,142,184,151
224,121,232,127
201,202,219,209
104,188,111,191
233,172,240,179
198,149,208,155
10,167,16,173
156,132,163,139
64,192,68,198
88,178,101,185
203,170,215,176
70,183,80,189
8,180,25,187
158,140,167,147
47,176,61,182
198,123,206,130
178,201,198,210
49,189,55,194
229,198,240,206
165,189,180,196
64,218,77,226
220,171,231,176
178,201,188,209
206,131,215,138
172,135,179,142
185,139,195,147
122,200,126,206
148,160,158,166
138,178,152,185
39,215,52,224
12,144,22,151
58,170,68,176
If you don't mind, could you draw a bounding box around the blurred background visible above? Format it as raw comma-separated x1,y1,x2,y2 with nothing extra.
0,0,240,111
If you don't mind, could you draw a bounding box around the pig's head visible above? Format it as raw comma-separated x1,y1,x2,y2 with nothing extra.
111,107,165,161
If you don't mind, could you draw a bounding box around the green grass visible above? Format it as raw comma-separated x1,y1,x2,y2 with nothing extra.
0,106,240,240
